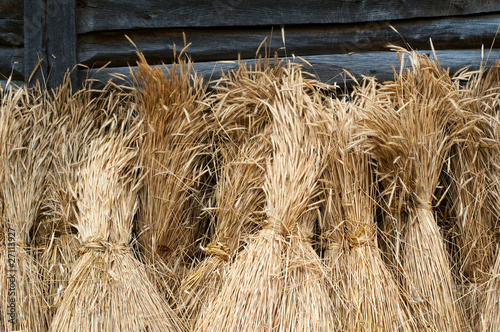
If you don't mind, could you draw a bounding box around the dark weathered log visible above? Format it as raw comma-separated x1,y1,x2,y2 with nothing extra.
76,0,500,34
78,49,499,89
78,14,500,68
0,0,23,16
0,19,23,47
46,0,77,89
0,0,23,47
24,0,46,85
0,46,23,80
24,0,77,89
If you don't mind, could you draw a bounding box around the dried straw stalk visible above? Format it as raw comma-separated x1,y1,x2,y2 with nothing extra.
0,85,51,331
357,50,464,331
481,251,500,331
179,58,285,327
39,78,133,319
270,72,336,331
318,101,348,325
481,174,500,330
456,62,500,276
446,62,500,330
448,141,493,280
179,129,271,328
49,105,185,331
132,49,213,295
210,54,285,143
328,97,414,330
198,64,336,331
473,62,500,332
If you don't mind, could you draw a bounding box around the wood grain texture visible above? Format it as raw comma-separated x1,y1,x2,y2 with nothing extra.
78,14,500,68
46,0,77,89
0,0,23,16
0,46,24,81
0,0,23,47
78,49,500,89
0,19,23,47
76,0,500,34
24,0,46,85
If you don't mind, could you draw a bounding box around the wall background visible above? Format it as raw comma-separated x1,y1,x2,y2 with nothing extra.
1,0,499,89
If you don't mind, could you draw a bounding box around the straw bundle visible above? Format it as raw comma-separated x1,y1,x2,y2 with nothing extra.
473,62,500,332
318,99,348,324
179,129,271,327
198,64,335,331
132,49,213,294
446,62,500,330
326,96,413,331
356,49,464,331
481,251,500,331
179,57,286,326
270,72,336,331
49,106,185,331
481,164,500,330
210,54,285,143
451,62,499,281
39,78,127,318
0,85,51,331
40,231,78,318
448,110,496,286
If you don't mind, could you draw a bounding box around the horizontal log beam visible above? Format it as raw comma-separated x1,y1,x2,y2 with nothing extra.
0,18,23,47
0,46,24,80
78,49,500,89
78,14,500,68
0,1,23,47
76,0,500,34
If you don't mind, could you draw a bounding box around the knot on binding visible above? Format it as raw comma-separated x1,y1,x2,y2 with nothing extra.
415,201,433,211
346,222,377,248
263,216,287,235
320,228,347,251
78,236,128,254
413,192,433,211
200,242,230,261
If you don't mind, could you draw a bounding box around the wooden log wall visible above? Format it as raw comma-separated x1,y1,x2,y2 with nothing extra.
1,0,500,89
0,1,23,87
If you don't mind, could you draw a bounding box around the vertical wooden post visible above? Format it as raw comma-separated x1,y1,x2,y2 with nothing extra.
46,0,77,90
24,0,47,87
24,0,77,90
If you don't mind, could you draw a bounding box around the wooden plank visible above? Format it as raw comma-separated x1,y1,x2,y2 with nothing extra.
78,49,500,89
0,0,23,16
0,19,24,47
0,0,24,81
303,49,500,84
24,0,77,88
0,46,24,81
24,0,46,86
0,0,23,47
76,0,500,34
46,0,77,89
78,14,500,68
